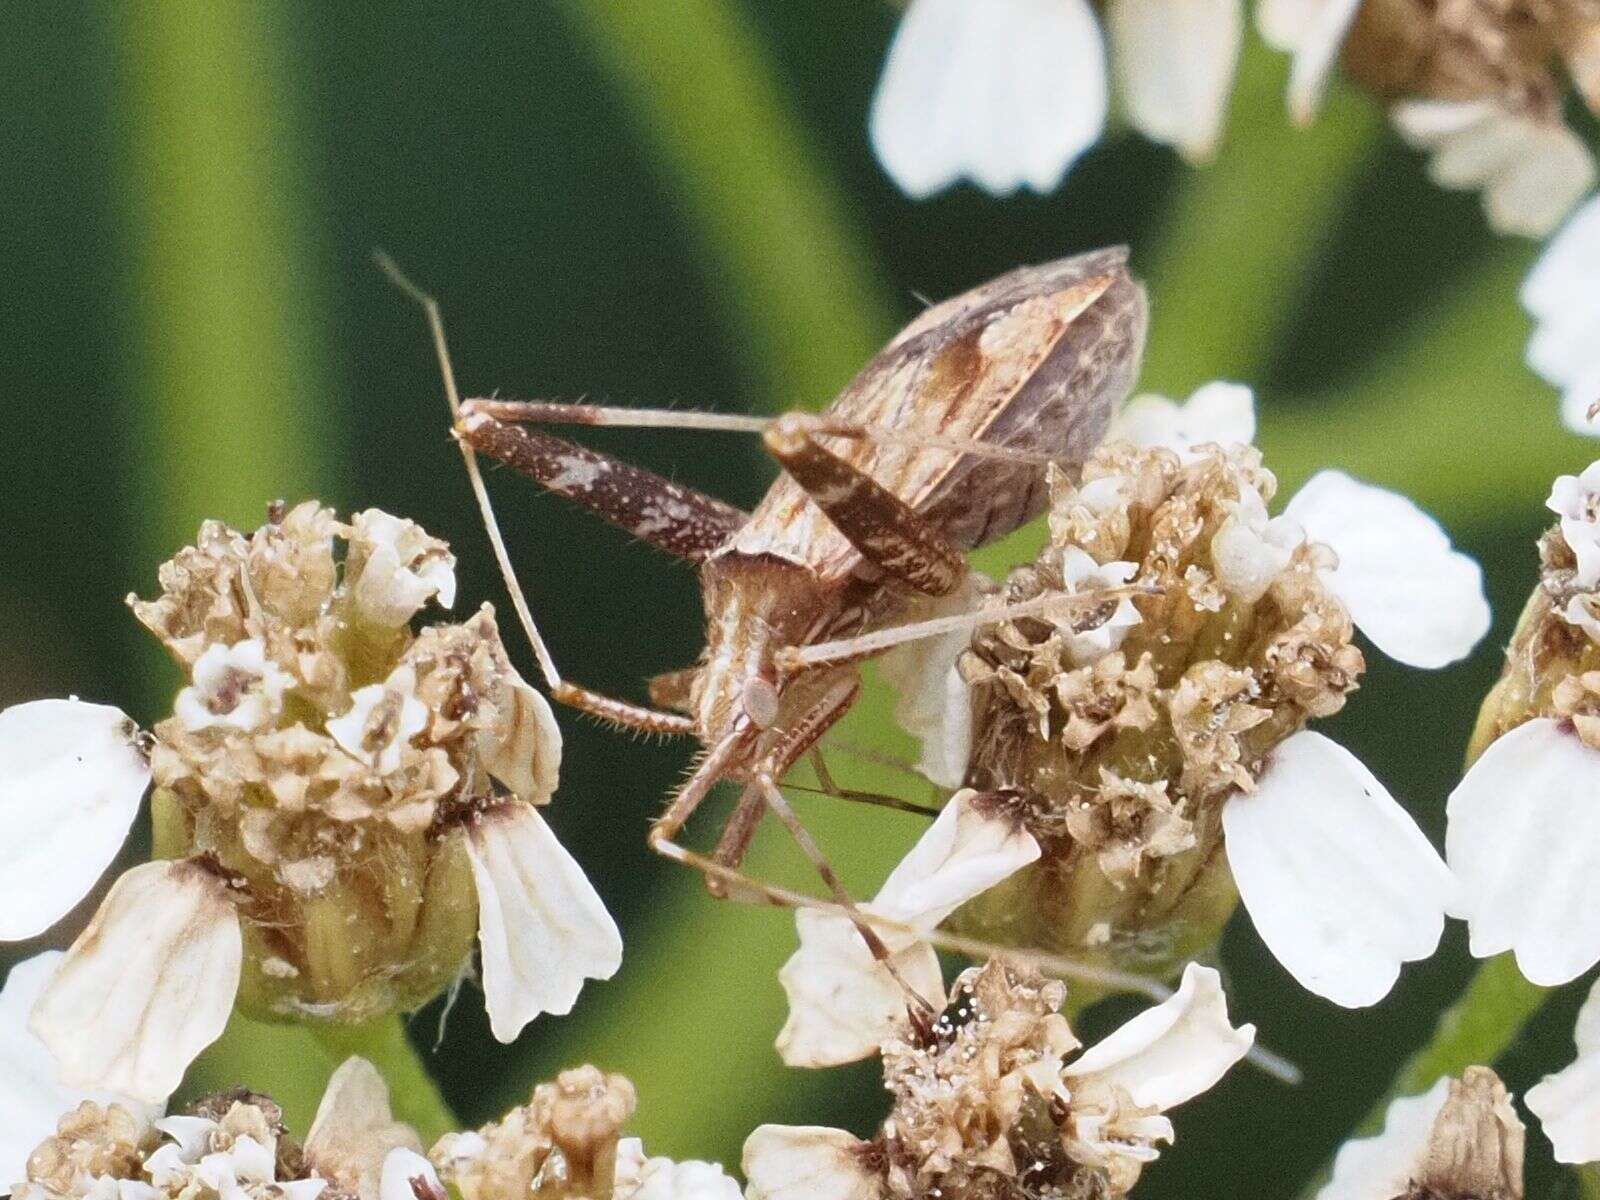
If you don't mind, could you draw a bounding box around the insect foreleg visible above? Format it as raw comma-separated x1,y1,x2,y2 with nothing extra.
763,415,966,597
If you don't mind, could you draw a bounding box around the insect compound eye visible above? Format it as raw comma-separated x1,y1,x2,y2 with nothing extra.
741,676,781,729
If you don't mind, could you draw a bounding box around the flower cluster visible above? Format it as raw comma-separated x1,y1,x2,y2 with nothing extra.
0,504,620,1102
1266,0,1600,236
868,0,1600,238
750,959,1252,1200
825,386,1484,1054
0,951,734,1200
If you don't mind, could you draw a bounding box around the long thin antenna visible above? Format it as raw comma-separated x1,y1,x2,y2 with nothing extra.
374,251,563,690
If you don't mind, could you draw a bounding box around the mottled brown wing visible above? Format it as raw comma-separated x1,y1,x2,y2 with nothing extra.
729,247,1147,583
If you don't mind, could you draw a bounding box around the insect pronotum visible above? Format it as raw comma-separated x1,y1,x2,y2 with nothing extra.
382,249,1164,1005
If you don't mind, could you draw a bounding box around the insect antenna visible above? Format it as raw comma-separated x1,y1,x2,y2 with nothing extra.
375,251,566,693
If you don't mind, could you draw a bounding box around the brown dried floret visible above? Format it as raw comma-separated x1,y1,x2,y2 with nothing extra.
431,1067,639,1200
19,1102,155,1199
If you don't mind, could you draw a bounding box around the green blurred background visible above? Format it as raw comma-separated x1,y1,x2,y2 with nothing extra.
3,2,1595,1194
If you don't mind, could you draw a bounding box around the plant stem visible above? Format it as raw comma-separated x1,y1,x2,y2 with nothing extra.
557,0,897,410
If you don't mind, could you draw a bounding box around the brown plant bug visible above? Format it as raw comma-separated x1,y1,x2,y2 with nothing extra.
381,249,1157,1006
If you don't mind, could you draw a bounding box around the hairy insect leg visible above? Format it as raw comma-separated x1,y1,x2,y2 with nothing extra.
378,255,696,738
456,409,749,562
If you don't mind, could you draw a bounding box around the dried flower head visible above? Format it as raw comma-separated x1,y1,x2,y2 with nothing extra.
874,386,1482,1019
1260,0,1600,234
1449,459,1600,986
11,1089,324,1200
424,1066,738,1200
0,503,620,1102
749,960,1252,1200
1320,1067,1523,1200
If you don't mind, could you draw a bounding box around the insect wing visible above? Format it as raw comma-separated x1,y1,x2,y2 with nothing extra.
734,247,1147,581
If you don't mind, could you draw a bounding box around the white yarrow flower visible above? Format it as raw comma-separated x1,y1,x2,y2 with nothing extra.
1546,461,1600,586
1392,100,1596,239
751,962,1252,1199
1523,195,1600,436
776,792,1040,1067
0,699,148,941
174,641,294,734
1447,718,1600,986
1112,380,1256,457
869,0,1241,198
345,509,458,628
1526,976,1600,1163
0,952,162,1189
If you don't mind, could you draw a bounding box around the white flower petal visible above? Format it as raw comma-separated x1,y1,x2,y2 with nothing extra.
1546,461,1600,588
869,0,1107,198
379,1149,443,1200
327,666,428,775
1108,0,1242,161
1392,101,1596,238
464,804,621,1042
878,576,991,790
872,790,1041,926
0,952,159,1188
304,1057,421,1200
1111,381,1256,456
0,699,149,941
1255,0,1361,124
155,1115,217,1162
776,913,943,1069
1447,718,1600,985
1528,978,1600,1163
30,859,242,1104
1224,731,1454,1007
1211,487,1303,604
479,676,561,805
743,1126,883,1200
1064,963,1253,1110
1284,470,1489,668
1318,1078,1451,1200
613,1146,742,1200
1522,197,1600,437
777,792,1037,1067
